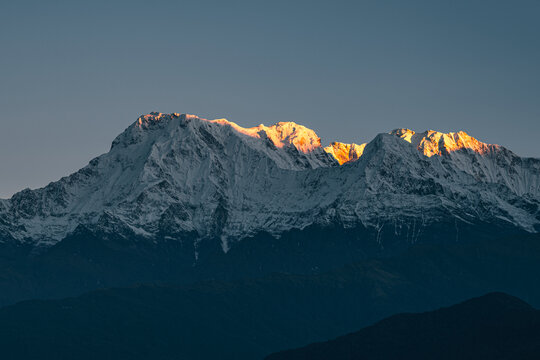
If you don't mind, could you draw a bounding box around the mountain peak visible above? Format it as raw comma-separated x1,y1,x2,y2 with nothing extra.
391,128,495,157
135,112,182,129
260,121,322,153
390,128,416,143
323,142,366,165
207,118,323,154
133,113,324,155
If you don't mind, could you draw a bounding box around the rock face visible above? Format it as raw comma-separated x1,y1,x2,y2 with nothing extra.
0,112,539,249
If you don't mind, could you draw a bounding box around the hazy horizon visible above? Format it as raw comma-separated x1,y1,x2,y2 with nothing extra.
1,0,539,197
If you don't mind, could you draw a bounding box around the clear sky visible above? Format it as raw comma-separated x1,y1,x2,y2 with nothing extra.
1,0,539,198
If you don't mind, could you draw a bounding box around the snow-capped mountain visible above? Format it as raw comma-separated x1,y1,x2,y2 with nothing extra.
1,112,539,249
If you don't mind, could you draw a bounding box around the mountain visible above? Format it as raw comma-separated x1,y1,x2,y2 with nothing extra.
1,112,538,249
266,292,540,360
0,112,538,358
0,112,538,305
1,233,540,360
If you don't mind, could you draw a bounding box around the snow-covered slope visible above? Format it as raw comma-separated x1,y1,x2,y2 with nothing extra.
1,113,539,248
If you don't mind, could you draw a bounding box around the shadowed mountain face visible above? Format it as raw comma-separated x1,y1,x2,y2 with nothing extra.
0,220,525,306
266,292,540,360
1,234,540,360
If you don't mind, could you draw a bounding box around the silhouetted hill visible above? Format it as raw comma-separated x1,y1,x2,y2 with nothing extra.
1,234,540,359
266,292,540,360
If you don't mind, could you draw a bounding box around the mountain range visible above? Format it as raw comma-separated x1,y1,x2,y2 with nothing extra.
1,112,539,247
0,112,540,359
0,112,539,306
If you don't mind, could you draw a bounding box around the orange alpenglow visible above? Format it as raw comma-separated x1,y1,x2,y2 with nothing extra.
391,128,495,157
323,142,366,165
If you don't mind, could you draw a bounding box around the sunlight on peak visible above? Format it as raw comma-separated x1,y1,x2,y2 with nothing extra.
390,128,416,143
134,113,498,164
391,128,495,157
324,142,366,165
209,118,322,153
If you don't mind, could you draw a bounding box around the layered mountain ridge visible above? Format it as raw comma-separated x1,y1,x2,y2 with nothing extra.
1,112,539,249
266,292,540,360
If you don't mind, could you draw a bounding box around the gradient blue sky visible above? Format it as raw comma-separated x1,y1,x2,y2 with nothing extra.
1,0,539,197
